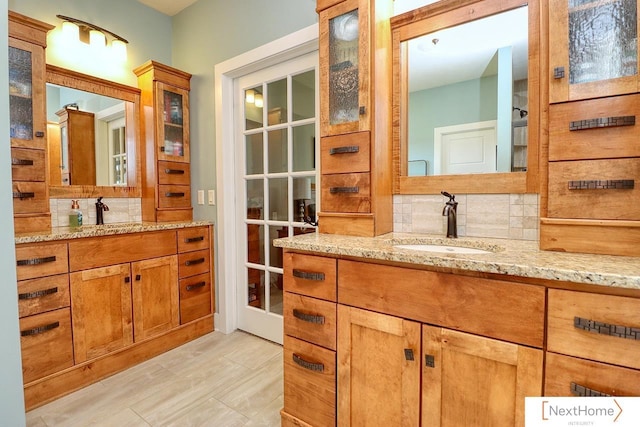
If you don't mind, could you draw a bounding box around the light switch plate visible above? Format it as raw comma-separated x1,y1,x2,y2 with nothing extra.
208,190,215,205
197,190,205,205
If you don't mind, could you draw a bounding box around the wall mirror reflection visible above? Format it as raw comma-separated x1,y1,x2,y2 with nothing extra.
46,65,141,198
392,0,540,195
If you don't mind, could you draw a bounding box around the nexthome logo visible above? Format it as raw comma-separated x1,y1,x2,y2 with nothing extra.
541,399,622,421
525,397,640,426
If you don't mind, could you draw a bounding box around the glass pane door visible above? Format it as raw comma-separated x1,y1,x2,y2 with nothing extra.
9,46,34,142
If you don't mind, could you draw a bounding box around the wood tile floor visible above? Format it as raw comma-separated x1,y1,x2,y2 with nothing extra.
26,330,283,427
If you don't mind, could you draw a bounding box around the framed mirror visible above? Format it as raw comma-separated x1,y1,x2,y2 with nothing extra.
46,65,142,198
391,0,540,194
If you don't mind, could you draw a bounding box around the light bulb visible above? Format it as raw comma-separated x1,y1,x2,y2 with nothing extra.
245,89,255,103
62,21,79,43
111,39,127,61
254,93,263,108
89,29,106,48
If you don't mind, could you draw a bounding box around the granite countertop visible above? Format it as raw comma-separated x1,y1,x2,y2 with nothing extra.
274,232,640,290
15,221,213,245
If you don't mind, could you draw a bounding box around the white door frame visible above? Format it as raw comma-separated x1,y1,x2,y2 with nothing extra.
214,24,318,334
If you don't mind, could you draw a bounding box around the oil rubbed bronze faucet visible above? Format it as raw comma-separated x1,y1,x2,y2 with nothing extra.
441,191,458,238
96,197,109,225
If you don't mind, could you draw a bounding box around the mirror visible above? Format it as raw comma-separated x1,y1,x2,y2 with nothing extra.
46,65,142,198
392,0,540,194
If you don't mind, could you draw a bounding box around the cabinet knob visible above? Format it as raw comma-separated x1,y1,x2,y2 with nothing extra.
404,349,415,361
553,66,565,79
359,106,366,115
35,131,45,138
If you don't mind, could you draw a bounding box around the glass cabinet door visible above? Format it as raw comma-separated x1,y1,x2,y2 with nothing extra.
320,0,370,136
550,0,639,102
157,83,189,162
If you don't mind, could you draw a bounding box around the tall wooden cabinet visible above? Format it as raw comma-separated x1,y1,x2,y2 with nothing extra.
8,11,53,233
134,60,193,222
317,0,393,237
541,0,640,256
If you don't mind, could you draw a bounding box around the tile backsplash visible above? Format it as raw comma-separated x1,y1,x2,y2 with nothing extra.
393,193,539,241
50,198,142,227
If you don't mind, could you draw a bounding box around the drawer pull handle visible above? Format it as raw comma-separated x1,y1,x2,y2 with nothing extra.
329,146,359,155
21,321,59,337
17,256,56,266
186,281,206,291
292,353,324,372
292,309,325,324
184,236,204,243
165,192,185,197
553,66,565,79
329,186,359,194
569,115,635,131
292,269,325,281
164,168,185,175
185,257,205,266
18,287,58,300
571,382,610,397
568,180,634,190
11,158,34,166
574,316,640,341
13,191,35,200
35,131,45,138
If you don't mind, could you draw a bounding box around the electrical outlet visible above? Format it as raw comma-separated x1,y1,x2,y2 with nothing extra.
208,190,215,205
197,190,205,205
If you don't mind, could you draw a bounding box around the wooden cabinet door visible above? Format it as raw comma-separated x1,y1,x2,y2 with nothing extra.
70,264,133,363
337,305,420,426
131,255,179,341
422,325,543,427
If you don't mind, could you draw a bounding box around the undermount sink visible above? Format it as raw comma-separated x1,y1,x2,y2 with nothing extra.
393,244,493,255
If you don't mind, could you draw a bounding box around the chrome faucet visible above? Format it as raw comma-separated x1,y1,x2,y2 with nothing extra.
441,191,458,238
96,197,109,225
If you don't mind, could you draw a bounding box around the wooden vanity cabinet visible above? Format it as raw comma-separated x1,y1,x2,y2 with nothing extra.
9,12,53,233
134,61,193,223
177,226,213,324
316,0,393,237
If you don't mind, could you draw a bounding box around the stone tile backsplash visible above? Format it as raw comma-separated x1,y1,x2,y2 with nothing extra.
50,198,142,227
393,193,539,241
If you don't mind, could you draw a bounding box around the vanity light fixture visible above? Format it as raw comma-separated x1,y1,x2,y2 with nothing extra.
254,93,264,108
56,15,128,60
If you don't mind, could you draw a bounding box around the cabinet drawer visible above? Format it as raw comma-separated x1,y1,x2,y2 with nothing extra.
338,260,545,347
284,335,336,427
158,185,191,208
20,307,74,384
178,248,210,278
284,252,337,302
179,273,212,324
68,231,176,271
549,94,640,161
548,158,640,220
321,173,371,213
11,148,45,181
18,274,70,318
548,289,640,370
321,131,370,175
12,181,48,214
545,352,640,397
177,226,210,253
158,161,190,186
16,243,68,281
284,292,336,350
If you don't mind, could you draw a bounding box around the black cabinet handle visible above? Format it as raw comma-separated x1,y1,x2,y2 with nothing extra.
165,192,185,197
568,180,634,190
292,309,325,324
292,353,324,372
359,106,366,115
18,287,58,300
571,382,610,397
21,321,59,337
329,186,359,194
553,66,565,79
17,256,56,267
184,236,204,243
13,191,35,199
329,146,359,155
135,274,141,281
574,316,640,341
164,168,185,175
125,276,130,283
11,158,34,166
35,131,45,138
292,269,325,281
186,281,206,291
185,258,205,266
569,115,635,131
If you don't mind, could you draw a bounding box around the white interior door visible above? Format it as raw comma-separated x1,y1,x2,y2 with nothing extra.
434,120,497,175
234,52,318,344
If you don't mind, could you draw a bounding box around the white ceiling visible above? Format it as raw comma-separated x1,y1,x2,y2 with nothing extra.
136,0,198,16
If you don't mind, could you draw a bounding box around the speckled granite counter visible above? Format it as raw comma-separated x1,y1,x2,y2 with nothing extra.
274,232,640,290
15,221,212,245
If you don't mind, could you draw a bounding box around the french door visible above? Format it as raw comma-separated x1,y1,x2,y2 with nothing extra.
235,52,318,344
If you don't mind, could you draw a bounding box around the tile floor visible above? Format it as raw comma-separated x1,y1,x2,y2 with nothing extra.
26,330,283,426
